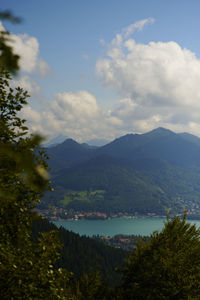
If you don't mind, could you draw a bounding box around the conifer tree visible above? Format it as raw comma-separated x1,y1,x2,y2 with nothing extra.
119,214,200,300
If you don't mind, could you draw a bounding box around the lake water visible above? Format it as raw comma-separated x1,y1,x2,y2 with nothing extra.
54,217,200,237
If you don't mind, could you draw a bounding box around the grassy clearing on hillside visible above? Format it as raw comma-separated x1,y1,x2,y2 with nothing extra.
60,190,105,206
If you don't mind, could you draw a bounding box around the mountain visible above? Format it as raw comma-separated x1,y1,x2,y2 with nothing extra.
44,134,69,148
81,142,98,149
46,138,94,173
178,132,200,147
48,154,169,214
96,127,200,167
41,128,200,214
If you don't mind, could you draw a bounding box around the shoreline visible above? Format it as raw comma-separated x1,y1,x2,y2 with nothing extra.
35,208,200,222
52,214,200,222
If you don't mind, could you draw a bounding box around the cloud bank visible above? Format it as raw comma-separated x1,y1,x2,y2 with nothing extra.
20,91,123,142
96,20,200,137
17,19,200,141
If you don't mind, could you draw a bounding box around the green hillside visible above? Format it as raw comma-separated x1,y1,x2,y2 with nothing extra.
42,128,200,214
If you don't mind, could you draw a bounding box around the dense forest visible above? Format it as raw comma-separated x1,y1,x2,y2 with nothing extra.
32,217,128,286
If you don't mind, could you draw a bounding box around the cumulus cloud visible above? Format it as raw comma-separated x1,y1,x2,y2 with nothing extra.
20,90,124,142
53,91,100,119
10,33,39,73
96,19,200,136
1,22,51,95
12,75,40,96
7,30,51,76
16,19,200,141
35,58,51,78
21,87,200,143
97,40,200,108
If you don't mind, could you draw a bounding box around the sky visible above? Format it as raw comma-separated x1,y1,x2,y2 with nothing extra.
2,0,200,142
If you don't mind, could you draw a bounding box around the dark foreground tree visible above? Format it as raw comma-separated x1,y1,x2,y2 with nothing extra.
0,10,21,75
0,70,76,299
118,214,200,300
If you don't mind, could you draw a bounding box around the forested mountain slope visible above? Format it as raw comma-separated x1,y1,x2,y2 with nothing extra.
42,128,200,214
32,218,127,285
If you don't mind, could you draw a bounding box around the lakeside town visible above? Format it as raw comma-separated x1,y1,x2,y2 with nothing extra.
36,209,150,251
93,234,141,251
35,207,200,251
35,207,165,221
35,207,200,221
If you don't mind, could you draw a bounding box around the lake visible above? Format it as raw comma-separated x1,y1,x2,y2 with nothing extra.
53,217,200,237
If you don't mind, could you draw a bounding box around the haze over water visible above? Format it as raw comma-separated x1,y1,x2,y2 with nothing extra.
54,217,200,237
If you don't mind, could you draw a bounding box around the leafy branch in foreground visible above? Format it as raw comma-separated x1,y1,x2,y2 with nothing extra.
0,10,21,24
0,10,21,75
0,70,76,299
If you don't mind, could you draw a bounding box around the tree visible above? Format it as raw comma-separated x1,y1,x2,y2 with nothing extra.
118,214,200,300
0,70,77,299
75,271,112,300
0,10,21,74
0,11,78,299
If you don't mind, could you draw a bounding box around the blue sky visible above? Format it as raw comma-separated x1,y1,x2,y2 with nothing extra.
2,0,200,141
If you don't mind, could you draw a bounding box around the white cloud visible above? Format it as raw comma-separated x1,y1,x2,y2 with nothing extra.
11,33,39,72
1,22,50,75
105,18,155,60
21,87,200,142
1,22,51,96
123,18,155,38
8,31,51,76
20,90,123,142
97,39,200,108
11,34,39,72
96,21,200,136
35,58,51,77
52,91,100,120
15,19,200,141
12,75,40,96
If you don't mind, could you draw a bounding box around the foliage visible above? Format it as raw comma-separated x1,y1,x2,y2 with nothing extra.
118,215,200,299
0,11,21,24
75,272,112,300
0,70,76,299
0,10,21,74
60,190,105,206
32,218,127,286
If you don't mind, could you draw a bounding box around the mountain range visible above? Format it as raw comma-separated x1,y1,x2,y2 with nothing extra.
44,134,109,148
41,128,200,215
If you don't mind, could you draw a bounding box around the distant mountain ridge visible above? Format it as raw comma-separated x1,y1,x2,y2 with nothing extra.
44,134,69,147
42,128,200,215
45,135,110,148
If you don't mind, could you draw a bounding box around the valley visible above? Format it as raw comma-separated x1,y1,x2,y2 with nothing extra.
40,127,200,216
